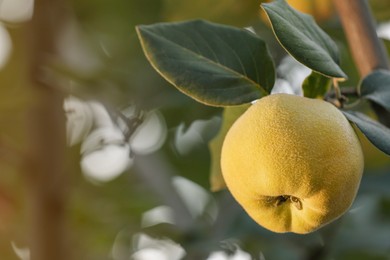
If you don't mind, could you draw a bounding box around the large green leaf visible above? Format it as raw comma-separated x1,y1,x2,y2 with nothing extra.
261,0,347,79
302,71,331,98
209,103,250,191
342,111,390,156
359,70,390,112
136,20,275,107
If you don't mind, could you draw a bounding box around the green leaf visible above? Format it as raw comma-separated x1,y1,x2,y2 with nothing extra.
359,70,390,112
136,20,275,107
302,71,331,98
261,0,347,79
209,103,250,191
342,111,390,156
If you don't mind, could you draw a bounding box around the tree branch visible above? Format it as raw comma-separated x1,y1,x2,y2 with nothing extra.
332,0,390,126
332,0,389,76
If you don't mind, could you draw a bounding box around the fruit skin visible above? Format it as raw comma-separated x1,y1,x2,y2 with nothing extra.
221,94,364,234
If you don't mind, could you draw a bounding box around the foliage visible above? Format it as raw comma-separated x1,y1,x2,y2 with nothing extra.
359,70,390,112
1,0,390,259
136,0,390,171
262,0,347,79
136,20,275,106
342,111,390,155
208,104,250,191
133,0,390,256
302,71,331,98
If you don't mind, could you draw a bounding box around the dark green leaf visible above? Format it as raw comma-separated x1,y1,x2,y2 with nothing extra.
209,103,250,191
261,0,347,79
342,111,390,156
359,70,390,112
136,20,275,107
302,71,331,98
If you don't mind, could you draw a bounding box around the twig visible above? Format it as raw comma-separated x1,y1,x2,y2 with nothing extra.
133,152,194,231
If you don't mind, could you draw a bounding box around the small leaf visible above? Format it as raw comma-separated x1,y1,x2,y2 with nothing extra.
359,70,390,112
136,20,275,107
261,0,347,79
302,71,331,98
209,104,250,191
342,110,390,156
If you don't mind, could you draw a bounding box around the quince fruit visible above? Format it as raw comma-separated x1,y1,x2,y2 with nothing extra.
221,94,364,234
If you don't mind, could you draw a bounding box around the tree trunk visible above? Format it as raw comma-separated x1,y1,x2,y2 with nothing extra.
26,0,69,259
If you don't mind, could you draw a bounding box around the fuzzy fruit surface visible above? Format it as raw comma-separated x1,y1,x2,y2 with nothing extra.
221,94,364,234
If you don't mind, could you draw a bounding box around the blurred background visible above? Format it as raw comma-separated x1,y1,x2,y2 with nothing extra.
0,0,390,259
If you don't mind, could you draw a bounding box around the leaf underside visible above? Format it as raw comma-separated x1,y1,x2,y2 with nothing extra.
262,0,347,79
342,110,390,156
209,103,250,191
136,19,275,107
302,71,331,98
359,69,390,112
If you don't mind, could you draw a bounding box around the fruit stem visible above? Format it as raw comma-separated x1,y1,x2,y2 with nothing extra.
332,78,341,100
327,79,347,108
